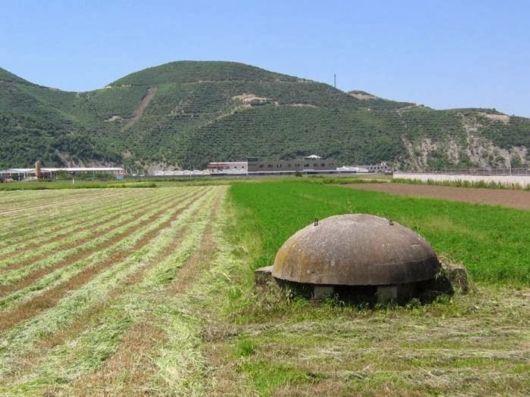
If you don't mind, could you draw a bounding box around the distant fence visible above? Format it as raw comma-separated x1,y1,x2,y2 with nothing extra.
403,168,530,176
394,170,530,188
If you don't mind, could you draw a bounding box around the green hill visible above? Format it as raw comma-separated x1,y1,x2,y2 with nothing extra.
1,61,529,171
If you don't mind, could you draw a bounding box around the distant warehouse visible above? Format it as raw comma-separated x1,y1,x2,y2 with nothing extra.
205,156,390,176
0,164,125,181
248,155,337,173
207,161,248,174
207,155,338,175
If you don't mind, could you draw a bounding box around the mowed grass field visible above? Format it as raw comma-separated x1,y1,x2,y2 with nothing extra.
0,186,231,395
0,181,529,396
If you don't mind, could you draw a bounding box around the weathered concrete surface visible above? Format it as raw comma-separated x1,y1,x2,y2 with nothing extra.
272,214,440,286
254,266,273,286
440,260,472,294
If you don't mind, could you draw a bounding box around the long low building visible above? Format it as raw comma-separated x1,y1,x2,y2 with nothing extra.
247,157,337,173
207,155,338,175
0,167,125,180
205,157,393,176
207,162,248,174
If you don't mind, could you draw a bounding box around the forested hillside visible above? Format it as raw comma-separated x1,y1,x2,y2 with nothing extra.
1,62,528,171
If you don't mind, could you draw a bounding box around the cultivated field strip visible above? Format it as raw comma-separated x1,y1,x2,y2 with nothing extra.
0,191,162,253
0,188,151,237
0,189,173,259
0,189,106,208
0,186,227,395
0,189,186,270
0,189,150,244
0,189,171,259
0,188,128,211
45,192,220,394
0,189,130,217
0,189,190,278
0,188,214,356
0,189,207,313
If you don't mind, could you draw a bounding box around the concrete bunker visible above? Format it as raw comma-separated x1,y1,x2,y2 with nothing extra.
256,214,461,304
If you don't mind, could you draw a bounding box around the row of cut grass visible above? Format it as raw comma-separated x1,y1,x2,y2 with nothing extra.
0,188,223,394
0,189,127,219
0,188,142,238
0,189,206,311
0,189,194,283
0,188,180,266
0,189,149,243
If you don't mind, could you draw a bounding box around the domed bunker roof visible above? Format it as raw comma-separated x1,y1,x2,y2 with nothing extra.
272,214,440,286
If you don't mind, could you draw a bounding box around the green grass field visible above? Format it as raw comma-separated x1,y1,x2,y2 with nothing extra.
0,180,528,396
221,181,530,395
231,181,530,284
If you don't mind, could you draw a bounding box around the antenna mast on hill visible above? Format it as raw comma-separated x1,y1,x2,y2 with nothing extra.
334,73,337,88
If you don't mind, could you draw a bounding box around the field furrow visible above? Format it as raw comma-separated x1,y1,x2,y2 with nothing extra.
0,189,206,310
0,191,188,287
0,188,209,330
0,190,172,261
0,187,225,393
46,189,223,395
0,190,127,217
0,189,184,270
0,189,153,245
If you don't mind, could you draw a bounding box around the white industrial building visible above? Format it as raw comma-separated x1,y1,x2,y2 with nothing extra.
0,167,125,181
207,162,248,174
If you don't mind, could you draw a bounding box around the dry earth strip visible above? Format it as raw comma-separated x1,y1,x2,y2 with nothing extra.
345,183,530,210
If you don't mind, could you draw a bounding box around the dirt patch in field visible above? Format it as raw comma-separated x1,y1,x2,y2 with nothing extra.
345,183,530,211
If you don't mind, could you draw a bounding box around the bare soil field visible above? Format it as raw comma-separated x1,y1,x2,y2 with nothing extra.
345,183,530,210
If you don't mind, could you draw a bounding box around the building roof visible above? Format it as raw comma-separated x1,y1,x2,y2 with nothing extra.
0,167,124,175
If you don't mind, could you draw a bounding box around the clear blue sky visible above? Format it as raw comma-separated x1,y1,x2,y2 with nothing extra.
1,0,529,116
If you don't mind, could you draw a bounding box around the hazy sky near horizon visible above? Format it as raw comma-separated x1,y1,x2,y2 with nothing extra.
1,0,529,116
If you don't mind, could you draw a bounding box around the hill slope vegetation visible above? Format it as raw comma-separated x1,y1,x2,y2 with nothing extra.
1,61,529,171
